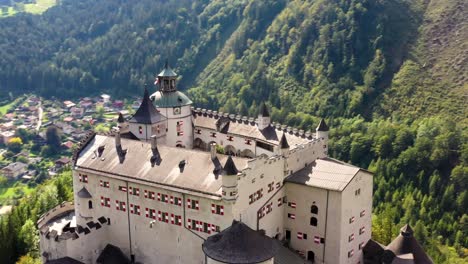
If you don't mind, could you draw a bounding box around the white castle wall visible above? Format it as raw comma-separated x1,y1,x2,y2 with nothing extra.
157,104,193,149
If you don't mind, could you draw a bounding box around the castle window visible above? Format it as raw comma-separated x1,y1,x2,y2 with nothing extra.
160,194,169,203
297,232,307,240
348,250,354,258
249,194,254,204
129,187,140,196
288,202,296,208
355,189,361,196
173,214,182,226
310,217,318,226
100,196,111,207
210,132,216,138
256,189,263,199
99,180,110,188
203,223,210,233
266,202,273,214
311,205,318,214
323,145,327,148
172,196,182,206
187,199,199,210
276,182,281,189
245,139,252,145
176,121,184,136
359,227,365,235
160,212,169,223
349,233,354,242
116,200,126,212
118,186,127,192
277,198,283,207
267,182,274,192
195,129,201,134
349,216,355,223
359,242,365,250
146,208,156,219
227,135,234,141
79,174,88,183
211,204,224,215
139,126,143,134
144,190,155,200
360,210,366,217
88,200,93,209
130,204,141,215
288,213,296,219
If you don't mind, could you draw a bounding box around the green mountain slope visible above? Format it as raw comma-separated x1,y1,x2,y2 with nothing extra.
0,0,466,262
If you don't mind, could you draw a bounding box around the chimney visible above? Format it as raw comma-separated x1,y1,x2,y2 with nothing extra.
151,135,157,150
210,142,217,160
115,131,121,147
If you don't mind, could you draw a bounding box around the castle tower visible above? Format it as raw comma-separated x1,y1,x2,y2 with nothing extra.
316,118,329,155
128,86,167,142
257,102,271,130
151,61,193,148
222,156,238,202
202,220,277,264
279,133,289,156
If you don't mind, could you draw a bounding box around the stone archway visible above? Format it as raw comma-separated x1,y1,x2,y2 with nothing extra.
224,145,237,156
240,149,255,158
194,138,206,150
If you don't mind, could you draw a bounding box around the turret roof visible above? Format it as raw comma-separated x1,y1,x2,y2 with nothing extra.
77,187,92,199
129,87,166,124
280,133,289,149
316,118,329,131
223,155,239,175
158,60,177,77
386,224,433,264
202,220,277,263
260,102,270,117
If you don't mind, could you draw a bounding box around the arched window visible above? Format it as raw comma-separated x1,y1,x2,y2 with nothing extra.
310,217,318,226
311,205,318,214
88,200,93,209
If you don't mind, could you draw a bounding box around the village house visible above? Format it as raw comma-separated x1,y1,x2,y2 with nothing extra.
1,162,27,179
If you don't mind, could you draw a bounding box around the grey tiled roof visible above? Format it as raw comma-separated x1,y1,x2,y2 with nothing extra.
75,135,249,196
129,88,166,124
223,156,239,175
77,187,92,198
96,244,130,264
202,220,277,263
316,119,329,131
386,224,433,264
285,158,364,191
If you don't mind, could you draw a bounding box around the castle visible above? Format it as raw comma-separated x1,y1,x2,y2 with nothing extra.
37,63,377,264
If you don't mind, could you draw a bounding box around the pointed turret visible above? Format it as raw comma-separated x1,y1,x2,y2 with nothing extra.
130,86,166,125
280,133,289,149
223,156,238,175
222,156,239,201
386,224,433,264
260,102,270,117
316,118,329,131
257,102,271,130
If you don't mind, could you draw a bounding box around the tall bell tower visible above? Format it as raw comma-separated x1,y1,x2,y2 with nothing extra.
150,61,193,148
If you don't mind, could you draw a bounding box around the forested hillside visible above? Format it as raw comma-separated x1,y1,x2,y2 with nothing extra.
0,0,466,263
